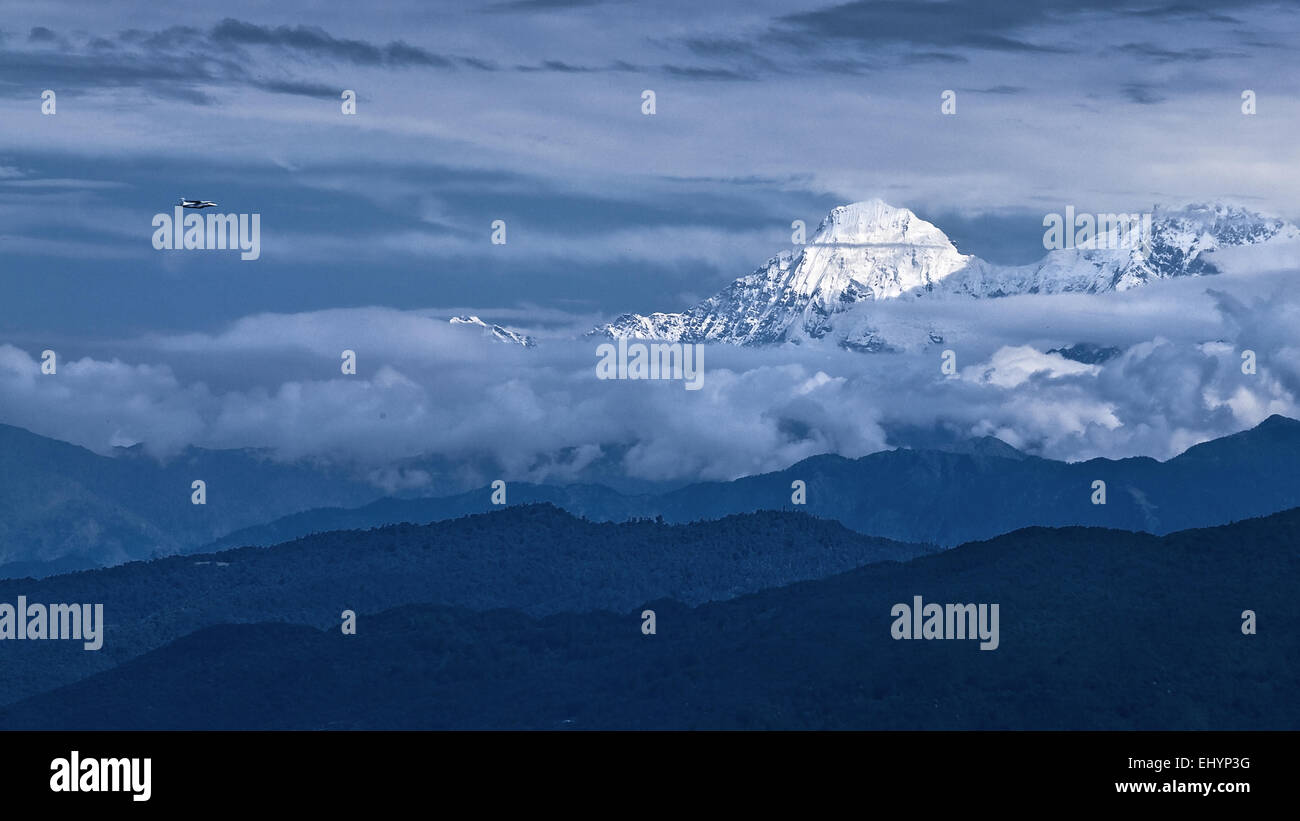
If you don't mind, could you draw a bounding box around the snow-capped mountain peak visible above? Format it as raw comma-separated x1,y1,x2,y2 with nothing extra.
593,199,1296,350
449,315,536,347
814,199,953,249
793,199,973,301
592,199,980,345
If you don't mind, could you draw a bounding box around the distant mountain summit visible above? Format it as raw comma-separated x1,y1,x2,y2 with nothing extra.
449,315,535,347
593,200,1298,350
946,202,1298,298
1045,343,1122,364
593,199,972,346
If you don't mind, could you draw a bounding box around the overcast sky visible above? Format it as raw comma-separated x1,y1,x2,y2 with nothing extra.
1,1,1298,485
2,0,1298,335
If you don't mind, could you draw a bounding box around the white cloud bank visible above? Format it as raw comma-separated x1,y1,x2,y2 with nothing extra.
2,266,1299,490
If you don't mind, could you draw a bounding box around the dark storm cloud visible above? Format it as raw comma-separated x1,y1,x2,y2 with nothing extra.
1122,4,1243,23
458,56,500,71
776,1,1066,52
0,49,229,103
0,16,739,107
681,37,765,58
899,51,968,65
661,64,755,81
519,59,597,73
1114,42,1235,62
0,19,473,103
775,0,1263,52
249,78,343,98
668,36,783,75
209,18,456,67
661,0,1271,81
961,34,1072,54
806,57,878,74
960,85,1027,95
122,25,206,50
28,27,63,45
482,0,609,12
1122,82,1167,104
513,59,639,73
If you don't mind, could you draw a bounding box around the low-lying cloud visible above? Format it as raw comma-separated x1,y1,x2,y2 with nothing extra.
2,264,1298,492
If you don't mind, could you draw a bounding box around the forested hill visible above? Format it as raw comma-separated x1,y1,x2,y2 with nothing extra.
0,505,931,707
4,505,1296,729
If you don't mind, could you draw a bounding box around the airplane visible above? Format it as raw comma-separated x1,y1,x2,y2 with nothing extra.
179,199,218,209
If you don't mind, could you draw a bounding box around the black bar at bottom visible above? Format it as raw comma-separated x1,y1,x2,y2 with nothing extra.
0,731,1282,809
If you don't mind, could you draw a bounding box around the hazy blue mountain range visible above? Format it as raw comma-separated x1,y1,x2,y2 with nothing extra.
202,414,1300,553
0,423,390,574
0,505,931,707
4,415,1299,578
2,504,1293,730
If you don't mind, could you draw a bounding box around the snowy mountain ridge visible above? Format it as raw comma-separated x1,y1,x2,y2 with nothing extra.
449,315,536,347
591,199,1298,350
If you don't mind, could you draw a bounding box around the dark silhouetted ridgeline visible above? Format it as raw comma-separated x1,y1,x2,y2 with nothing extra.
204,415,1300,553
7,416,1300,578
0,505,1295,729
0,505,930,708
0,423,381,572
